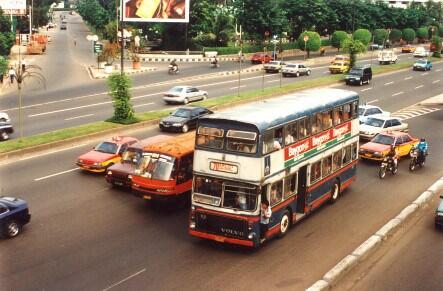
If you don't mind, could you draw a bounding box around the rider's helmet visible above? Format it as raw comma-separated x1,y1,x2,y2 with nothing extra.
420,138,425,142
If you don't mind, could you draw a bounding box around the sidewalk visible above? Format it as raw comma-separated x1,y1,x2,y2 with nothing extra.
418,93,443,106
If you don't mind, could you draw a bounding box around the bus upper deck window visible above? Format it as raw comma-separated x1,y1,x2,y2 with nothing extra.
197,127,224,149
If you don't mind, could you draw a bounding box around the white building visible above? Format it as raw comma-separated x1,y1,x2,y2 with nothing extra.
382,0,443,9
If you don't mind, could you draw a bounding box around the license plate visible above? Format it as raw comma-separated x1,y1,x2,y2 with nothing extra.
143,195,152,200
164,124,170,127
115,181,123,186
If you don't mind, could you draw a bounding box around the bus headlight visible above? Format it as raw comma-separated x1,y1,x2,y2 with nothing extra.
107,171,112,175
190,222,196,229
127,175,132,180
248,232,256,240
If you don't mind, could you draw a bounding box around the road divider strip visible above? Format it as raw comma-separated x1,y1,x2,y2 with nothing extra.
306,176,443,291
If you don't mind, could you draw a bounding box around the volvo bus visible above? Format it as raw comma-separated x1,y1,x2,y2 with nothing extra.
189,88,359,247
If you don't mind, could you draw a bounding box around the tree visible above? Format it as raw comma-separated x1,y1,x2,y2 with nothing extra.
416,27,428,42
0,56,7,83
103,21,118,44
107,73,136,124
341,38,366,71
0,10,15,56
373,29,389,45
402,28,416,44
431,35,442,57
297,31,321,58
439,26,443,37
389,28,402,43
331,31,349,51
353,29,372,46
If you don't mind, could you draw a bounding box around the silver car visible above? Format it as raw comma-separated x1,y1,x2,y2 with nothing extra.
281,63,311,77
163,86,208,105
264,61,286,73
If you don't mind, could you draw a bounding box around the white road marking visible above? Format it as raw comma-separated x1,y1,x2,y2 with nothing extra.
384,81,394,86
133,102,155,108
421,72,429,76
366,99,379,104
28,101,112,117
436,69,442,72
392,92,404,96
34,168,79,181
267,79,280,83
20,144,88,161
360,88,372,92
229,85,246,90
64,114,94,121
404,76,413,80
323,71,329,74
102,268,146,291
415,85,424,89
432,80,440,84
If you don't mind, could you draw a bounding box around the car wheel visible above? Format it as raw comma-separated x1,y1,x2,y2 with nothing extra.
296,72,300,77
329,181,340,204
202,94,207,101
359,80,363,86
4,220,21,238
278,211,290,238
306,70,311,76
183,98,189,105
282,73,287,77
182,124,189,133
0,131,8,141
367,79,370,84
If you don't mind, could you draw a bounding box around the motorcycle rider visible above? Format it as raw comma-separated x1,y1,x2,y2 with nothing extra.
211,56,219,68
416,137,429,160
169,59,178,73
386,145,398,168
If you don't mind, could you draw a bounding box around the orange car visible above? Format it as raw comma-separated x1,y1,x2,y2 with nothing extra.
401,45,416,53
251,53,273,64
76,136,139,173
359,131,419,161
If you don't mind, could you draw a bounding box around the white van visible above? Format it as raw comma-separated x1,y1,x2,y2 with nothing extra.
413,47,431,57
377,50,397,65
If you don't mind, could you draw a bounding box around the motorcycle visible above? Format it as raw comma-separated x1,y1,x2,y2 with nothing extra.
379,156,398,179
409,148,427,171
168,65,179,75
211,60,220,68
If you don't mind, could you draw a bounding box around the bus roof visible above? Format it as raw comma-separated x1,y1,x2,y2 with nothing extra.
130,135,173,150
200,88,358,131
141,132,195,158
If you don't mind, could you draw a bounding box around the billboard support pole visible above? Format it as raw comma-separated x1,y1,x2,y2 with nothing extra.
120,0,124,75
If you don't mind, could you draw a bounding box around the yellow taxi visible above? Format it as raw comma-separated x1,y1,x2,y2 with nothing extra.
401,45,416,53
359,131,419,161
329,61,350,74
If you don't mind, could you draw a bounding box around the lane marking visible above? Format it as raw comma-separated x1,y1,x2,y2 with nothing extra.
432,80,440,84
360,88,372,92
28,101,112,117
421,72,429,76
384,81,394,85
266,79,280,83
366,99,379,104
404,76,412,80
415,85,424,89
133,102,155,108
64,114,94,121
102,268,146,291
392,92,404,96
34,168,79,181
229,85,246,90
20,144,88,161
436,69,442,72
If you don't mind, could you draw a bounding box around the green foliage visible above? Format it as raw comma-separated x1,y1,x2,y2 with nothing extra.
0,56,8,75
297,31,321,58
439,26,443,37
373,29,389,45
103,21,118,44
0,10,15,56
321,39,331,46
341,38,366,71
194,33,217,47
431,35,442,57
402,28,416,44
389,29,403,43
331,31,349,51
107,74,136,124
203,42,298,55
416,27,428,40
353,29,372,46
77,0,110,33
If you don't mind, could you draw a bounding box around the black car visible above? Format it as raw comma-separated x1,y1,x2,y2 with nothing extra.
0,122,14,141
345,66,372,86
435,195,443,229
0,196,31,239
159,106,213,133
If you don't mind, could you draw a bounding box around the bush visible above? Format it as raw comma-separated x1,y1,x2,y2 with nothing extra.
373,29,389,45
353,29,372,45
321,39,331,46
107,73,136,124
439,26,443,37
389,29,402,43
331,31,349,51
297,31,321,58
194,33,217,47
416,27,428,42
0,56,8,76
203,42,298,55
402,28,416,44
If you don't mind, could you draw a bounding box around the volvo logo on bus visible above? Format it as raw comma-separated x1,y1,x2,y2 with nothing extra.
221,227,244,237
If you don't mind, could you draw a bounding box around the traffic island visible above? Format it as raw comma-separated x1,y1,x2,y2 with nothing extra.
88,65,157,79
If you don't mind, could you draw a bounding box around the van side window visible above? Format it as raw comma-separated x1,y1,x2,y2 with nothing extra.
177,154,193,184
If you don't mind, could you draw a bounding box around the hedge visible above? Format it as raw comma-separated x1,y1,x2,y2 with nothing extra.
203,42,299,55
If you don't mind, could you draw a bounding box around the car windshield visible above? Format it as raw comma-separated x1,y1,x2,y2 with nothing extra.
121,149,142,164
417,60,427,64
136,153,176,181
372,134,395,145
168,87,184,93
95,142,118,154
172,108,191,118
364,117,384,128
332,62,344,66
268,61,279,65
286,64,297,68
358,107,365,115
349,69,363,75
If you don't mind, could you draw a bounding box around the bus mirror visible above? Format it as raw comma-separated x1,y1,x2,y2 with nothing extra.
440,195,443,199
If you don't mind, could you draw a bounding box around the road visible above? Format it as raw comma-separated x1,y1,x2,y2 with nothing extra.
336,194,443,291
1,65,442,290
0,12,425,138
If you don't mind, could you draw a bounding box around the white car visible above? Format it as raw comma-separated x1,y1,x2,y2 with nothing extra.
163,86,208,105
358,105,390,124
0,112,11,123
359,116,408,140
264,61,286,73
281,63,311,77
413,47,431,57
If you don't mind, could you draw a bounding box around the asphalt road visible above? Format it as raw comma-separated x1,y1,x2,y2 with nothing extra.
1,67,442,290
336,194,443,291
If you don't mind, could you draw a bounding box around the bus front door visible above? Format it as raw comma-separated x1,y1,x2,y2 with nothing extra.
296,165,307,214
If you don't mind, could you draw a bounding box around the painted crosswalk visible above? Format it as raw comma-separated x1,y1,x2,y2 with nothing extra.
391,105,441,121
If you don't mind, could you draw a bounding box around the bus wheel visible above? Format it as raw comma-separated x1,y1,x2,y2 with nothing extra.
329,182,340,204
278,211,290,238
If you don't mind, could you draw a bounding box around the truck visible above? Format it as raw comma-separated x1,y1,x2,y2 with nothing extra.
378,50,397,65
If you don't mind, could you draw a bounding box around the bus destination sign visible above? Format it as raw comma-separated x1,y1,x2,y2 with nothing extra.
210,161,238,174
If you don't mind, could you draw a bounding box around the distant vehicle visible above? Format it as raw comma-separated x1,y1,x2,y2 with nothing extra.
159,106,213,133
251,53,273,64
401,45,416,53
0,196,31,239
369,44,383,50
69,10,76,15
435,195,443,229
0,123,13,141
345,66,372,86
358,104,390,124
281,63,311,77
46,22,56,29
378,50,397,65
430,42,443,53
76,136,139,173
413,47,431,57
330,55,350,64
359,131,419,161
329,61,349,74
263,61,286,73
359,116,408,140
0,112,11,123
413,59,432,71
60,23,67,30
163,86,208,105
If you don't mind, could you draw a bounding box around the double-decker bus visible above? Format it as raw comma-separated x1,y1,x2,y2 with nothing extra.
132,132,195,205
189,88,359,247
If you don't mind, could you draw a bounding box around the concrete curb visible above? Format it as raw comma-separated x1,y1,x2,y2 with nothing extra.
139,56,239,62
306,176,443,290
88,66,158,79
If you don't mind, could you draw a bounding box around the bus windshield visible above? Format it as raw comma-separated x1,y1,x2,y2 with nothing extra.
197,126,258,154
137,153,176,181
193,175,258,211
121,149,142,164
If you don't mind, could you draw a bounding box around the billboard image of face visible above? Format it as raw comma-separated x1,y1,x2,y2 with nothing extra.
123,0,189,23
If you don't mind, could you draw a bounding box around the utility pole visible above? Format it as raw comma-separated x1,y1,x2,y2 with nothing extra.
120,0,124,75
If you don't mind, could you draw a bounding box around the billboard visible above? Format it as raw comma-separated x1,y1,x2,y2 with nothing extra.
0,0,27,15
123,0,189,23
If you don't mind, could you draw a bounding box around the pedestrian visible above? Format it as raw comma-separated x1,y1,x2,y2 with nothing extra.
8,67,16,85
21,59,26,73
74,39,76,46
259,199,272,243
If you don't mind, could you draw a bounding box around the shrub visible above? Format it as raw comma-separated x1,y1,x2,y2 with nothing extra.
402,28,416,44
439,26,443,37
194,33,217,47
297,31,321,58
373,29,389,45
416,27,428,42
107,73,136,124
353,29,372,45
389,29,402,43
331,31,349,51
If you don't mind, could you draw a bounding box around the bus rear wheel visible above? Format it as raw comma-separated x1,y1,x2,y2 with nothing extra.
329,182,340,204
278,211,290,238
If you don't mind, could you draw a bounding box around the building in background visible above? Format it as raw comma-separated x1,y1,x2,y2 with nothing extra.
382,0,443,9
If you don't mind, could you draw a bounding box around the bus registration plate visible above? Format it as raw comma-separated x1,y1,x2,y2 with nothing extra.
143,195,152,200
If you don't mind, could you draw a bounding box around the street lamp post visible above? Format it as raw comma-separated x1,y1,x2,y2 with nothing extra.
120,0,125,75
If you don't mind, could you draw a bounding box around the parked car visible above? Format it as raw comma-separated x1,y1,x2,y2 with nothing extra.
435,195,443,229
330,55,350,64
359,116,408,140
359,131,419,161
159,106,213,133
0,123,13,141
401,45,416,53
413,59,432,71
163,86,208,105
358,104,390,124
263,61,286,73
281,63,311,77
0,112,10,123
251,53,273,64
0,196,31,239
76,136,139,173
329,61,349,74
413,47,431,57
378,50,397,65
345,66,372,86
